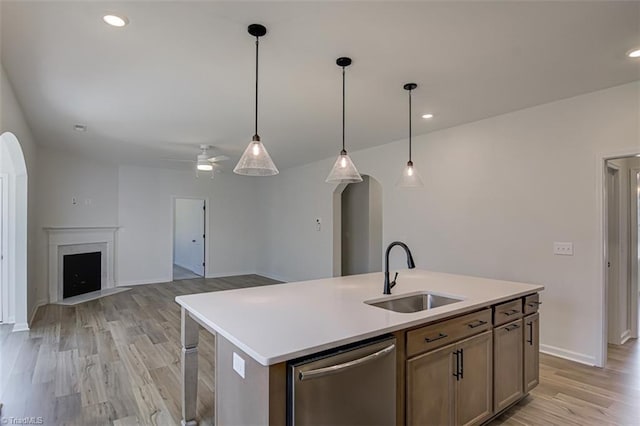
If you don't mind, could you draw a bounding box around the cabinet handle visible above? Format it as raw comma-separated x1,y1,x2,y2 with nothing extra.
503,309,520,316
527,301,542,307
453,350,460,381
505,324,520,332
425,332,448,343
527,321,533,345
459,348,464,379
467,319,488,329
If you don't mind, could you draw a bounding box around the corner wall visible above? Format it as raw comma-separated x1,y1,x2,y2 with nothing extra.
0,64,39,327
257,81,640,366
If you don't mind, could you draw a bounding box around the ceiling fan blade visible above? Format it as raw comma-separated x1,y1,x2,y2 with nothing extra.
208,155,230,163
159,158,195,163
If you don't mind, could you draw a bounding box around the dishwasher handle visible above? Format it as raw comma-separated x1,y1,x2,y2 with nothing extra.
298,343,395,381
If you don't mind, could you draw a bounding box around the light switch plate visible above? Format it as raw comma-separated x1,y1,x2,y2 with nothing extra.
233,352,245,378
553,242,574,256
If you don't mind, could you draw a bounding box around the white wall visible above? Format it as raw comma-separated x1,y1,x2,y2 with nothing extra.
342,177,370,276
35,156,260,290
174,198,205,275
257,81,640,366
368,177,383,273
36,146,119,227
0,64,39,328
34,147,119,306
117,166,259,285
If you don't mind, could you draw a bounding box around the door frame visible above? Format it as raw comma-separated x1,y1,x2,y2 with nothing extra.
0,173,7,323
628,167,640,340
598,149,640,367
171,196,209,278
605,162,622,346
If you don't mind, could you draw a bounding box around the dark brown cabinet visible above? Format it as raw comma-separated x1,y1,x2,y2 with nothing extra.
493,319,524,412
523,312,540,393
407,330,493,426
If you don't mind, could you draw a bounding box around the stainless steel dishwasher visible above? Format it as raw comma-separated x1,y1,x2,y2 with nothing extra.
288,335,396,426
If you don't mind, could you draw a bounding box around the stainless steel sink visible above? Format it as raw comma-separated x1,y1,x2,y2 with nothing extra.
366,292,463,313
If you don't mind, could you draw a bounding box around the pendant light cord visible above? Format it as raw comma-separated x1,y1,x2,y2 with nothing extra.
408,88,412,162
254,37,259,137
342,66,346,153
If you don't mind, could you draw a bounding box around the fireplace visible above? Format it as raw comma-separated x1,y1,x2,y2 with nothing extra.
63,251,102,298
45,227,118,303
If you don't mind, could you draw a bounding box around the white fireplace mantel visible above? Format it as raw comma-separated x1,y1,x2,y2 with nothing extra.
45,226,119,303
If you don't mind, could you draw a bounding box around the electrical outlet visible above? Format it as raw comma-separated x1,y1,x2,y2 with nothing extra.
233,352,245,378
553,242,574,256
315,218,321,232
72,196,77,205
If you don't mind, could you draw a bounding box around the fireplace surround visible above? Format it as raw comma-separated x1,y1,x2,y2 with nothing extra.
45,227,118,303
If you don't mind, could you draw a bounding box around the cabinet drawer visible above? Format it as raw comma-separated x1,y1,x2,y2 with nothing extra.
407,309,491,357
493,299,523,326
523,293,541,315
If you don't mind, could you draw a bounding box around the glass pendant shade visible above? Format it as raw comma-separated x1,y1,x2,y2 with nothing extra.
397,161,424,188
233,137,279,176
326,150,363,183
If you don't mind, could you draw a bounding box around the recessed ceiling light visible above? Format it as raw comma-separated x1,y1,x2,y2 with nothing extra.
627,48,640,58
422,113,434,119
103,14,128,27
73,124,87,132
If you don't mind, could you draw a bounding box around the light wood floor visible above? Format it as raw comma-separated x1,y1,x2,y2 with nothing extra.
1,275,638,425
0,275,280,426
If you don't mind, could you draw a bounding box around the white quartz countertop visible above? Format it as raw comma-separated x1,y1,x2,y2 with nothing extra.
175,269,543,366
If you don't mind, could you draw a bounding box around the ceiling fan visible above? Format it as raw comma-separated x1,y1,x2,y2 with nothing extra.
162,145,230,174
196,145,230,171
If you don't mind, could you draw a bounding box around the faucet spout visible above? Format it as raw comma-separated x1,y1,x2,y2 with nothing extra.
383,241,416,295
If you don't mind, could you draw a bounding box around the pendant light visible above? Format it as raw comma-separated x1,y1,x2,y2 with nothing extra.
397,83,424,188
326,57,362,184
233,24,279,176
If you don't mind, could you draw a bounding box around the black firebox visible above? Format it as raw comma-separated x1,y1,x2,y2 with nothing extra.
63,252,101,298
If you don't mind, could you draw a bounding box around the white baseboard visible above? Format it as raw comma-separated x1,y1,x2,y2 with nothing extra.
540,344,597,366
29,299,48,326
12,322,30,332
205,271,260,279
620,329,632,345
254,271,290,283
117,271,287,286
117,277,171,287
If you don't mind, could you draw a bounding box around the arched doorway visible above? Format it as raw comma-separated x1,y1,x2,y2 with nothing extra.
332,175,383,277
0,132,28,330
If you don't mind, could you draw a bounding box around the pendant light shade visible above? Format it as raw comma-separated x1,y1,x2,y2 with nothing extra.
326,150,362,183
234,24,279,177
326,57,362,184
397,83,424,188
234,136,278,176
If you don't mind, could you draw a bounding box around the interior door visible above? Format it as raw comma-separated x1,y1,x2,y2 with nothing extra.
174,198,206,277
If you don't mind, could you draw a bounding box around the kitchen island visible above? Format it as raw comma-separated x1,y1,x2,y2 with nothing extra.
176,269,543,426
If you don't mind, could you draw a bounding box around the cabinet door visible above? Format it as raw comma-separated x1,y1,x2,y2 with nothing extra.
523,313,540,393
455,331,493,426
407,342,456,426
493,319,524,412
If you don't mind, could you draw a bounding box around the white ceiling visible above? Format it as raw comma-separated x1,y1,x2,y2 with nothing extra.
2,1,639,171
